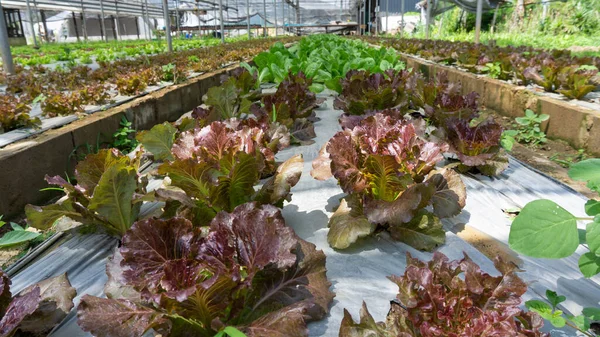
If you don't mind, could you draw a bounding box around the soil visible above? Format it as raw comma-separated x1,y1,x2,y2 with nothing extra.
490,112,597,199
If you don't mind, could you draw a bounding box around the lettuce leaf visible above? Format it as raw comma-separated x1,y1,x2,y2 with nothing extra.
26,149,148,236
340,252,548,337
0,271,76,337
77,203,334,337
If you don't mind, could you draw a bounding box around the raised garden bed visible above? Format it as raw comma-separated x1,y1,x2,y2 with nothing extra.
3,35,600,337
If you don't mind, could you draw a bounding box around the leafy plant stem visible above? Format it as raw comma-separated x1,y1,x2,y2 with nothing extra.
565,320,594,337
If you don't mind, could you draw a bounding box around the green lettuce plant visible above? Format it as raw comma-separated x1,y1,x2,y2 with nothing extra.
25,149,149,237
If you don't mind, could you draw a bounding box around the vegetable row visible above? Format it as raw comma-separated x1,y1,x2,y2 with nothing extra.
362,36,600,101
2,35,596,336
0,37,298,134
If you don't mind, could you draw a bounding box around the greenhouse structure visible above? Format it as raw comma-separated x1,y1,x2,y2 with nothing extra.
0,0,599,336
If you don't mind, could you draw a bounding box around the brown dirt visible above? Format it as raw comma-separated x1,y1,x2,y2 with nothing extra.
491,113,597,199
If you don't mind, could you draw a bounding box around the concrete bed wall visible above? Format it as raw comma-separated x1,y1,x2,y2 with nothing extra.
399,53,600,156
0,63,240,219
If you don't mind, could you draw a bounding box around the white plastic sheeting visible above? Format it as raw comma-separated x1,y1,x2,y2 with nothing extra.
8,89,598,337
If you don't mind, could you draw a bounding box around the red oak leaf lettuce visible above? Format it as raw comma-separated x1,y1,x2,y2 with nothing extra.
339,252,548,337
312,114,465,250
333,69,411,116
0,271,76,337
77,203,334,337
446,118,509,176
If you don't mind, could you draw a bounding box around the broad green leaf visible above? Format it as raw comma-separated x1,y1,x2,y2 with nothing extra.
223,326,248,337
526,300,566,327
258,67,271,84
389,210,445,251
325,77,342,94
75,149,130,194
545,290,566,309
205,81,238,119
582,307,600,320
585,200,600,216
567,314,591,331
0,230,41,248
586,221,600,255
136,122,177,161
270,64,286,83
313,69,333,83
25,202,82,230
328,198,374,250
309,83,325,93
568,159,600,193
88,164,138,236
579,252,600,278
379,59,392,71
508,199,578,259
10,223,24,231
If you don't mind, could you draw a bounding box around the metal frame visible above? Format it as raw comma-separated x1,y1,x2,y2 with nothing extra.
1,0,165,18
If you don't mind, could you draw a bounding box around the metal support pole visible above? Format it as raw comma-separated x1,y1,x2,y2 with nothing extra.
246,0,251,38
425,0,430,39
401,0,404,37
474,0,483,43
114,1,120,40
295,0,300,35
135,16,140,38
175,0,180,37
283,0,286,34
385,0,388,33
375,0,378,35
263,0,267,37
490,3,499,34
0,5,15,75
72,12,80,42
99,0,107,41
144,0,150,39
197,12,202,37
356,1,360,35
219,0,225,43
274,0,278,36
366,0,370,34
80,0,88,41
162,0,173,51
110,15,117,40
81,13,87,40
25,0,38,47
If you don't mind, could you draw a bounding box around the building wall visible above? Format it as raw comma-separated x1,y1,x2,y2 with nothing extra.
66,17,140,39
